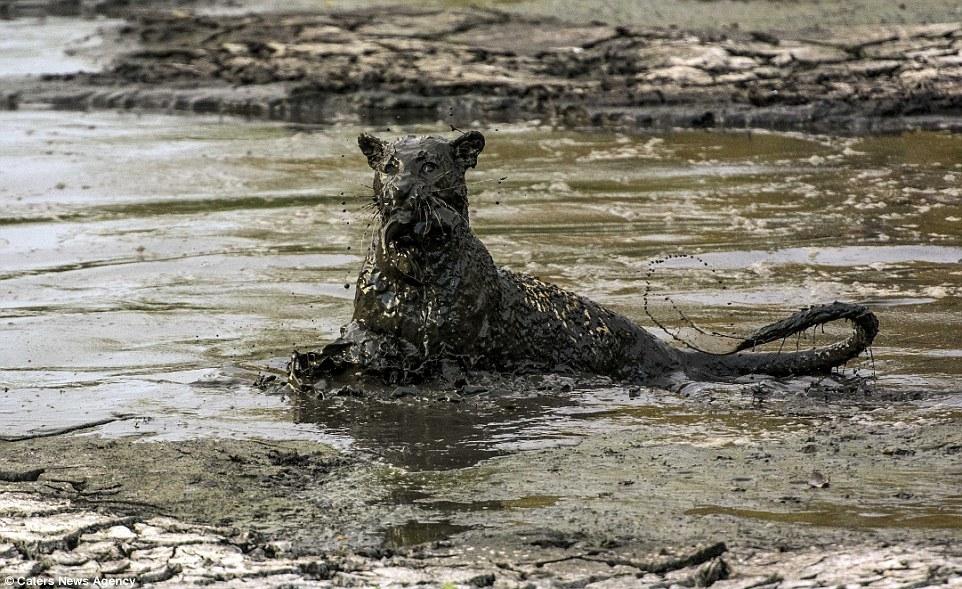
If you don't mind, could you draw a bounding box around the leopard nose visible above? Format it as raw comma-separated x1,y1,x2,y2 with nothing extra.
389,177,420,202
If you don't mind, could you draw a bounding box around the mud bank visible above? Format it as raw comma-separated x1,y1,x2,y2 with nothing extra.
1,394,961,587
3,483,959,589
4,7,962,132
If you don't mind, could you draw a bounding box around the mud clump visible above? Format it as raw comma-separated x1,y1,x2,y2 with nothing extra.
7,7,962,132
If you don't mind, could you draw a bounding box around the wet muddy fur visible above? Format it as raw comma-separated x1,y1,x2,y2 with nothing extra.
287,133,878,390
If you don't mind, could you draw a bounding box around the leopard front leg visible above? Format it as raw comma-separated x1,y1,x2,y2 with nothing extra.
287,321,434,391
287,340,355,392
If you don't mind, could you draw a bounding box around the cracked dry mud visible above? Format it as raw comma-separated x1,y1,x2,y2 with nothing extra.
2,491,961,587
2,494,958,589
5,7,962,132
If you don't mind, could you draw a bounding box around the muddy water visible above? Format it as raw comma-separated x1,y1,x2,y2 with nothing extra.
1,111,960,547
0,17,119,76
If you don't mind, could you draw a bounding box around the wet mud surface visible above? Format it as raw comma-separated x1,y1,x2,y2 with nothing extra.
3,6,962,132
2,388,962,586
1,109,961,584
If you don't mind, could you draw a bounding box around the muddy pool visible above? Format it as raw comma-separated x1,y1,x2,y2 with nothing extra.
1,110,961,550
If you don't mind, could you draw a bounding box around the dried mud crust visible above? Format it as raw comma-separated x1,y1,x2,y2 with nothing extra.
1,489,960,587
6,8,962,131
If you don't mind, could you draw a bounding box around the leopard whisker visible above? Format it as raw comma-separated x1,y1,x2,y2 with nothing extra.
427,200,444,229
428,195,467,224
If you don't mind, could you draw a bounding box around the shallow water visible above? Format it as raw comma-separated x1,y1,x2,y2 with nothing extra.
1,110,961,542
2,111,960,433
0,17,118,76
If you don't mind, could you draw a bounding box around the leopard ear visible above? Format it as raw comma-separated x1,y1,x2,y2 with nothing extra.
451,131,485,169
357,133,386,169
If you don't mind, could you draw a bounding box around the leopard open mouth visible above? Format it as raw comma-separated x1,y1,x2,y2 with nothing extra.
381,211,440,248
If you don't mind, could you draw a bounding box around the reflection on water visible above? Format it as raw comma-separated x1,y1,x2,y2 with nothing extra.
292,393,577,471
383,519,472,549
1,110,961,540
383,494,560,547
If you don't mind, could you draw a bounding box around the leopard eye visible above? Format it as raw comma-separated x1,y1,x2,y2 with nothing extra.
421,162,437,175
383,158,400,175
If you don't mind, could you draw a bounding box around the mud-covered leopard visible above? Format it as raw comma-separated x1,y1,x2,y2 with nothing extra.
287,132,878,389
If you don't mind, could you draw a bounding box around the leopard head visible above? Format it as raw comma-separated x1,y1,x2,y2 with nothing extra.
357,131,485,251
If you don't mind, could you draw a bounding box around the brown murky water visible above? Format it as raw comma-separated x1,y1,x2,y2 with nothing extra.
1,111,960,546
